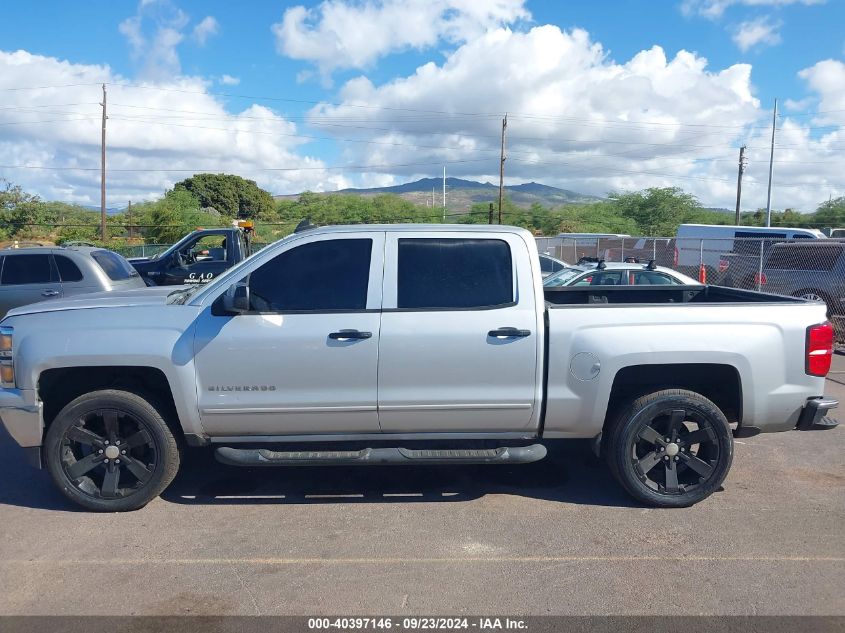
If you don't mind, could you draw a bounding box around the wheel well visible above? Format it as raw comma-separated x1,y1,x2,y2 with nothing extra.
38,366,181,437
604,363,742,429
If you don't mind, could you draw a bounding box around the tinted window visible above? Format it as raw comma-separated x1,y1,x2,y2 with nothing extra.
397,239,513,309
573,271,624,286
248,239,372,311
55,255,84,282
1,254,53,285
539,255,564,273
630,271,678,285
766,246,843,271
91,250,138,281
734,231,787,256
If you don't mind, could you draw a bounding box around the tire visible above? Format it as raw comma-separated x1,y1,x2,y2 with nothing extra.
605,389,733,508
44,389,180,512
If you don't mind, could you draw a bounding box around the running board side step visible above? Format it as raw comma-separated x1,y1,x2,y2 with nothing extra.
214,444,547,467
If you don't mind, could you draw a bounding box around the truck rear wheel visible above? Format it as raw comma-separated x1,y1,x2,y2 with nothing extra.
44,389,180,512
605,389,733,508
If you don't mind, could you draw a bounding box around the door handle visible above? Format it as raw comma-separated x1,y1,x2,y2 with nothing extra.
488,327,531,338
328,330,372,340
41,290,60,297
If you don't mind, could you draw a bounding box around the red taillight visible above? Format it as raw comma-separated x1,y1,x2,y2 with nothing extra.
718,259,729,273
806,321,834,377
754,272,767,285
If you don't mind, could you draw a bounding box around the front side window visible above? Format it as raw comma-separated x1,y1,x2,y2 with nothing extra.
397,238,513,309
572,271,624,286
1,254,53,285
184,235,229,263
248,238,372,312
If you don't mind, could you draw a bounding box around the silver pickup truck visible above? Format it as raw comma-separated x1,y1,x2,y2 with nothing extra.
0,224,838,511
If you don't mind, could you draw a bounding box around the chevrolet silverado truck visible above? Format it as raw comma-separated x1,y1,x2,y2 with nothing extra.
0,224,838,512
129,222,254,286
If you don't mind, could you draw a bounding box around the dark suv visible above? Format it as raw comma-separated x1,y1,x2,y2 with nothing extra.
758,241,845,317
0,246,146,317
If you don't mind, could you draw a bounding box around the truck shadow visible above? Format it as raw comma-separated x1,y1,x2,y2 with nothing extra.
159,440,642,508
0,427,641,510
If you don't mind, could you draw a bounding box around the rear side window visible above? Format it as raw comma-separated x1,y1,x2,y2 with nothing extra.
397,238,513,309
733,231,787,256
55,255,84,282
91,250,138,281
766,246,843,271
248,238,372,312
630,271,679,285
1,254,54,285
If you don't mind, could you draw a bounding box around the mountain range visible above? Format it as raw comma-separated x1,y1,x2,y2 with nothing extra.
275,177,602,213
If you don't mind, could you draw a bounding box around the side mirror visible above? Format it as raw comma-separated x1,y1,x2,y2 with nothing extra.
223,282,250,314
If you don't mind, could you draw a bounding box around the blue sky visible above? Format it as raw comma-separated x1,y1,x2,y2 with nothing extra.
0,0,842,211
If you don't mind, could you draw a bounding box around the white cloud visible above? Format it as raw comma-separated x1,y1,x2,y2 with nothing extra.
732,16,782,51
308,26,843,211
272,0,530,77
192,16,219,45
0,50,349,205
119,0,189,79
682,0,825,19
219,74,240,85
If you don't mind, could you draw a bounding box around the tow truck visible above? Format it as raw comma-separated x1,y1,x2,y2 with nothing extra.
129,221,255,286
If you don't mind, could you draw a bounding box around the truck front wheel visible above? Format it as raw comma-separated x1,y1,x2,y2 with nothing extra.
44,389,181,512
605,389,733,508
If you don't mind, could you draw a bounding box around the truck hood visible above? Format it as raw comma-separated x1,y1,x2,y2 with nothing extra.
4,285,187,317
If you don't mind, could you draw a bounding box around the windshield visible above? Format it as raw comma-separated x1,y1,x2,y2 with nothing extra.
543,267,586,287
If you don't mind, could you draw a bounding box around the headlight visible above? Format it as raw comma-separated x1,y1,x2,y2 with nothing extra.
0,326,15,388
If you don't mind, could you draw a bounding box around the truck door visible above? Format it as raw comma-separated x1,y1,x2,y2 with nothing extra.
193,232,385,436
377,232,540,433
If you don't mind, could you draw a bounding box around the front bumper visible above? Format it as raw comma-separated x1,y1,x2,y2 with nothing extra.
0,388,43,448
796,396,839,431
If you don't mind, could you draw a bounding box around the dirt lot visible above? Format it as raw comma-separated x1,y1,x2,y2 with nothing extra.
0,361,843,616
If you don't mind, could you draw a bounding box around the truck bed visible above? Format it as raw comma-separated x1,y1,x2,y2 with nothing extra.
544,284,805,306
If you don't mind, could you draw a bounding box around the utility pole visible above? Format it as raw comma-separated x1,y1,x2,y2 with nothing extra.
488,202,494,225
498,114,507,224
765,98,777,228
734,145,747,225
442,166,446,221
127,200,132,239
100,83,107,241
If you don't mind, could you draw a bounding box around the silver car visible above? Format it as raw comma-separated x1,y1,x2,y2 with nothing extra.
0,246,146,317
543,260,700,287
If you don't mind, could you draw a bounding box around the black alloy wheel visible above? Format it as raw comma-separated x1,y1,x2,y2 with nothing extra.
59,409,158,500
605,389,733,508
45,390,180,512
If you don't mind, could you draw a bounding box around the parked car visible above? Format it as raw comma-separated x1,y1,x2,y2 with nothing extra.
757,241,845,317
0,224,837,512
538,253,568,278
543,260,699,287
129,223,254,287
674,224,825,282
0,246,146,318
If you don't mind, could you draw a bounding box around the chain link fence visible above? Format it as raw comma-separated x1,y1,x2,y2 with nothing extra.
537,235,845,339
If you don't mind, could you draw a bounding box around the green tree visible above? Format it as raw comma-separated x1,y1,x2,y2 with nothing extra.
144,189,226,243
0,179,47,239
173,173,275,219
607,187,703,235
